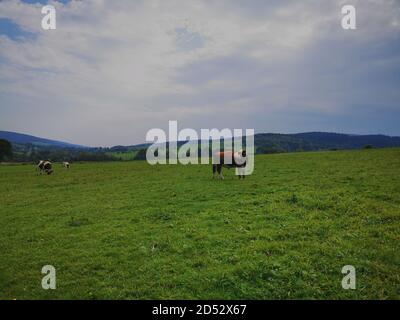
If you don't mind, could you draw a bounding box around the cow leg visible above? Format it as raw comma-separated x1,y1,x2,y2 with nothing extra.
212,164,217,178
238,167,245,179
217,165,224,179
236,167,242,179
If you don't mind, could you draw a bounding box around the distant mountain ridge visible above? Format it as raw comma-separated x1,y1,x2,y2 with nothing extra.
2,130,400,155
0,131,87,149
294,132,400,149
253,132,400,153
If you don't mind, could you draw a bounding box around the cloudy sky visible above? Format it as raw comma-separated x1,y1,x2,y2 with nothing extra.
0,0,399,146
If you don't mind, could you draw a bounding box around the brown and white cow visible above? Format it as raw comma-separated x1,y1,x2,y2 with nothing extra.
212,149,247,180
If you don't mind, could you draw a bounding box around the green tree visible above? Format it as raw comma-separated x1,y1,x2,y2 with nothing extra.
133,148,147,161
0,139,13,161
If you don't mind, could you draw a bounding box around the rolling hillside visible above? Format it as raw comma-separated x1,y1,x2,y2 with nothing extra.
2,130,400,162
253,132,400,153
0,131,87,149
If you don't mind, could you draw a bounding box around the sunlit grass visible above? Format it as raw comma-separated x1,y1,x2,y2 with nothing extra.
0,148,399,299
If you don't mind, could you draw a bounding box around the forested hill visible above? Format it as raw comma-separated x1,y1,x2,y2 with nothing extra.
1,130,400,161
254,132,400,153
0,131,86,148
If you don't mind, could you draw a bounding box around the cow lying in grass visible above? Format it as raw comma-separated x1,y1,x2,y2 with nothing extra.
37,160,53,175
212,150,247,180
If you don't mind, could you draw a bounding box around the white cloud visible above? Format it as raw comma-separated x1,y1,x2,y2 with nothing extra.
0,0,399,146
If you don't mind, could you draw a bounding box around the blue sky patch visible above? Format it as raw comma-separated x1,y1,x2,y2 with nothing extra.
0,18,36,41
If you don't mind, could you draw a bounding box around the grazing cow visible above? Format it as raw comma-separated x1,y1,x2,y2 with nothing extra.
37,160,53,175
43,161,53,175
212,149,247,180
37,160,45,174
62,161,70,169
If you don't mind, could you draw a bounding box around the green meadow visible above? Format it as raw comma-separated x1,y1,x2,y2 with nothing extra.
0,148,399,299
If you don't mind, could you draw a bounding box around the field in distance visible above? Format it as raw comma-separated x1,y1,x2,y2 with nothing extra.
0,148,399,299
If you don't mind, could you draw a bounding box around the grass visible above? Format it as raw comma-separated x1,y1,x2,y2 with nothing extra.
105,150,138,161
0,148,399,299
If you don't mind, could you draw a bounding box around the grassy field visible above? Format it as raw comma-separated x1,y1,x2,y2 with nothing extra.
0,148,399,299
105,150,138,161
